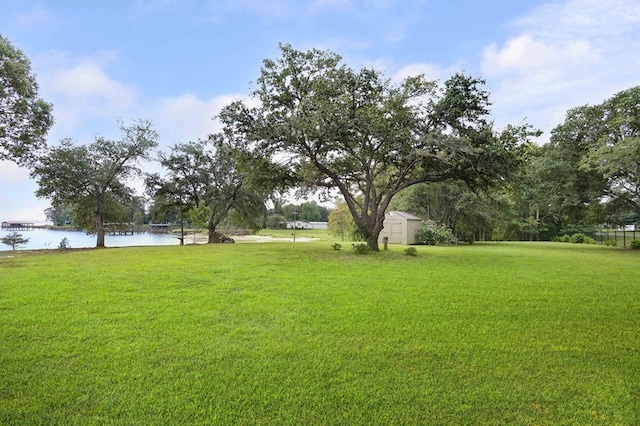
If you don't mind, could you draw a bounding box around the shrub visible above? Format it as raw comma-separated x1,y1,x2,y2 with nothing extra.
331,243,342,251
404,247,418,256
568,233,596,244
569,233,585,243
630,240,640,250
58,237,70,249
559,234,571,243
352,243,372,254
420,219,454,245
605,239,617,247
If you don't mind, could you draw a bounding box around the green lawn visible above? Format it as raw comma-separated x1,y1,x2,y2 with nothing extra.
1,242,639,424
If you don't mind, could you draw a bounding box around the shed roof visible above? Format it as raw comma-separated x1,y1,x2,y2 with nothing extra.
385,211,422,220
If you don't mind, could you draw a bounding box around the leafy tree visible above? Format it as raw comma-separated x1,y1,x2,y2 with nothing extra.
147,134,281,243
31,120,158,247
328,200,362,241
266,214,287,229
220,44,523,250
542,106,608,232
1,231,29,250
581,86,640,217
1,35,53,165
45,204,73,226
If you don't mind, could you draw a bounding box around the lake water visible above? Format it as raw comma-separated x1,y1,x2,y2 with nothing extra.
0,228,181,251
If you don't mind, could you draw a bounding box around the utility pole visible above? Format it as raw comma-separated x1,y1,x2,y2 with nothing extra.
292,211,298,242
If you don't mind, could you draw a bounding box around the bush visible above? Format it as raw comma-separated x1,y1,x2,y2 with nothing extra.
58,237,70,249
568,233,596,244
421,219,454,245
404,247,418,256
605,239,617,247
630,240,640,250
569,233,586,243
331,243,342,251
352,243,372,254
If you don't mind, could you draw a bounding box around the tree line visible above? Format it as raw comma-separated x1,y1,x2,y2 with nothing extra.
3,36,639,250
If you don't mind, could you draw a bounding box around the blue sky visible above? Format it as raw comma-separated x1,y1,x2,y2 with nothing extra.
1,0,640,222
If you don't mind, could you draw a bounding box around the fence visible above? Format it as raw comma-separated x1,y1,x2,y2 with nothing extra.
589,229,638,247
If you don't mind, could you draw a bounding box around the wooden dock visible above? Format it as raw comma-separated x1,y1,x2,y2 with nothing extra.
1,221,36,230
148,223,170,234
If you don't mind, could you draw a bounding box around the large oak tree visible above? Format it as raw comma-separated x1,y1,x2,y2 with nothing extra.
220,44,522,250
147,134,291,243
31,120,158,247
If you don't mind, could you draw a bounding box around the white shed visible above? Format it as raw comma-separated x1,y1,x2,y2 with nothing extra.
378,211,423,245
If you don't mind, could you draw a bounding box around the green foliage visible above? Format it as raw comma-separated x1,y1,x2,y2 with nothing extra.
555,233,597,244
352,243,372,254
220,44,525,251
420,219,454,245
630,240,640,250
44,205,73,226
58,237,69,249
0,231,29,250
31,120,158,248
403,246,418,256
148,134,283,243
266,214,287,229
328,201,362,241
605,239,618,247
330,243,341,251
568,233,596,244
0,35,54,165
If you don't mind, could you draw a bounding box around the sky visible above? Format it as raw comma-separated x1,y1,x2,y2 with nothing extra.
1,0,639,222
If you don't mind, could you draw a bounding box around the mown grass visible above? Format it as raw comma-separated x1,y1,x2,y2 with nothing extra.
1,242,639,424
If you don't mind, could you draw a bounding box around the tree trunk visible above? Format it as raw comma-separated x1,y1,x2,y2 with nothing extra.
366,234,380,251
95,212,105,248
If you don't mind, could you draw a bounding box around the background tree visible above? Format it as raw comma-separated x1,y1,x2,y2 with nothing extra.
31,120,158,247
581,86,640,219
188,204,210,244
540,105,608,233
328,200,363,241
266,214,287,229
220,44,524,250
45,204,73,226
1,34,53,165
148,134,285,243
1,231,29,250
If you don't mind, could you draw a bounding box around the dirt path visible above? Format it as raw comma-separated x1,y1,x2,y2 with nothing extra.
190,233,317,244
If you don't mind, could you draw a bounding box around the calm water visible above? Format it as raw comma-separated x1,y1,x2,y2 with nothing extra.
0,228,180,251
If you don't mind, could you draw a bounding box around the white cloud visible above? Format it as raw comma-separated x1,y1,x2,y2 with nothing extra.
482,35,597,76
479,0,640,138
150,93,251,144
33,52,139,141
15,3,53,29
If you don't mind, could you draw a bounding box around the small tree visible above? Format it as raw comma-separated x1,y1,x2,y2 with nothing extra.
1,231,30,250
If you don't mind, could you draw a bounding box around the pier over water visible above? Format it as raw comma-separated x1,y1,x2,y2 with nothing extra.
1,221,36,230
